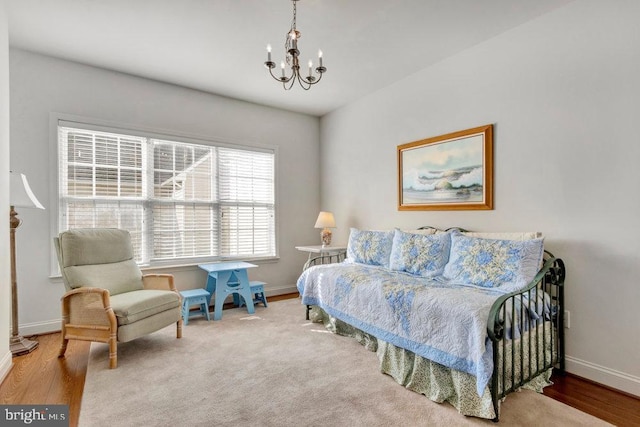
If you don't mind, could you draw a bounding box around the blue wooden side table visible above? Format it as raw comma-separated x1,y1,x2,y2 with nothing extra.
198,261,258,321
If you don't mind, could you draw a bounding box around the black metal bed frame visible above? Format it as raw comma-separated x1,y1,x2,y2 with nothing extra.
300,227,566,421
486,250,565,420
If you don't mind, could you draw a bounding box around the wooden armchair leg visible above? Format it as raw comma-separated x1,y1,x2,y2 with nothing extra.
58,336,69,358
108,333,117,369
176,319,183,339
58,316,69,357
59,312,69,358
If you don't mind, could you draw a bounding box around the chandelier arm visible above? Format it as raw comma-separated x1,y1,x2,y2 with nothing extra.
267,66,294,84
296,70,312,90
299,77,315,88
284,76,296,90
299,69,324,87
297,79,312,91
309,70,325,85
266,65,279,81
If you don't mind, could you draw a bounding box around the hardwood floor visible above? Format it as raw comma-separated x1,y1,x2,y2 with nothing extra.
0,333,89,427
544,372,640,426
1,294,638,427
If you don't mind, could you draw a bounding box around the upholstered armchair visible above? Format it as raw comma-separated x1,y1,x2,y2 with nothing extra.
54,228,182,368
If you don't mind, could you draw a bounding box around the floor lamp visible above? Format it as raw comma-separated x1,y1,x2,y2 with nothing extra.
9,171,45,356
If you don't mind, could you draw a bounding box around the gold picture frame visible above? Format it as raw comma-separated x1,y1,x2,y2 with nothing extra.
398,124,493,211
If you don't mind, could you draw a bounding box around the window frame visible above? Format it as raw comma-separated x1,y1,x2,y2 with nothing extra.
49,113,279,275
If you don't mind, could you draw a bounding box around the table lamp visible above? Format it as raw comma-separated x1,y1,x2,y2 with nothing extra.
314,211,335,247
9,171,45,356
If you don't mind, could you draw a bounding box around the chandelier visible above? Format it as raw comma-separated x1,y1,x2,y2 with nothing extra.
264,0,326,90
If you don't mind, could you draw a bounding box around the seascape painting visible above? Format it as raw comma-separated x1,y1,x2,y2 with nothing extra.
398,125,493,210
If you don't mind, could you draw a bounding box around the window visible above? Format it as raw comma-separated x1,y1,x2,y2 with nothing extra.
58,124,276,265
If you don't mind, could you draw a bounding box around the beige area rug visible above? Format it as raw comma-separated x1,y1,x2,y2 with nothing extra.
80,298,610,427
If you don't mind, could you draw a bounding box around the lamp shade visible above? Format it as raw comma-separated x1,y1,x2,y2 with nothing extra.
10,171,45,209
314,211,335,229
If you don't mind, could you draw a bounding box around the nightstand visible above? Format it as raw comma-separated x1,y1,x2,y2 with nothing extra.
295,245,347,261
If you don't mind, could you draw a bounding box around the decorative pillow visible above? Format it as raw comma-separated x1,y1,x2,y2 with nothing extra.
389,229,450,277
347,228,394,267
443,232,544,292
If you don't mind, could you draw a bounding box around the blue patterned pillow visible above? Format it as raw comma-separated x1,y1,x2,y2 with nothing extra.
347,228,394,267
443,232,544,292
389,229,451,277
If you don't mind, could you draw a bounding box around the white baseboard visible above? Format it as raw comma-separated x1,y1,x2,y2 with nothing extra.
265,285,298,297
0,351,13,384
566,355,640,397
20,319,61,336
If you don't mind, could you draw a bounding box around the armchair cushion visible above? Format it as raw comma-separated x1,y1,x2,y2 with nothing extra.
64,259,143,296
110,290,181,325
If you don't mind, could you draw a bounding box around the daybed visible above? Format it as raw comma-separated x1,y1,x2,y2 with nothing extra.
296,227,565,421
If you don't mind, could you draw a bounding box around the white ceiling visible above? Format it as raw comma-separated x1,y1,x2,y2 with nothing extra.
5,0,572,117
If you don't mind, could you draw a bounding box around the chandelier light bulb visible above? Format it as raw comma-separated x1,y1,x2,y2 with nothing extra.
267,44,272,62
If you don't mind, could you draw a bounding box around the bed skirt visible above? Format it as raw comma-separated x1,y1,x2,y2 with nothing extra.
310,306,553,419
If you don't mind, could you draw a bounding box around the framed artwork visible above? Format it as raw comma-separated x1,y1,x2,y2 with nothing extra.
398,124,493,211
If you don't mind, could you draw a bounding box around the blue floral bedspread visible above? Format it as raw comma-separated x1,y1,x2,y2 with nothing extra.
297,262,509,396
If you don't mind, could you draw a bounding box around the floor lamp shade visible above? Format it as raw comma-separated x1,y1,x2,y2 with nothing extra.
9,171,45,356
10,172,45,209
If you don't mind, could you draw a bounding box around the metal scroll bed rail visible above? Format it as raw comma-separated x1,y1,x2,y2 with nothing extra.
487,250,565,420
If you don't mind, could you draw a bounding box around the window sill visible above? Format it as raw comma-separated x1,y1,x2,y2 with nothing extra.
140,256,281,272
49,256,281,280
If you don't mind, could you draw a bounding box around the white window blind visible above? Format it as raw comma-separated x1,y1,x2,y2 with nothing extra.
58,125,276,264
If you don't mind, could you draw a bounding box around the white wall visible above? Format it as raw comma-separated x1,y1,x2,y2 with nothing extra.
9,49,319,335
320,0,640,395
0,1,13,382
